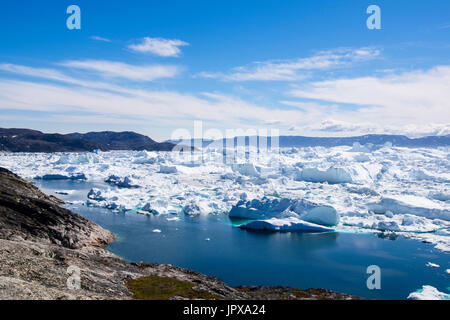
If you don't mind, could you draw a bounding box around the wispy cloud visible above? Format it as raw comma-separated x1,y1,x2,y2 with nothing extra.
1,60,448,138
197,47,380,82
91,35,111,42
59,60,180,81
0,64,75,83
289,65,450,124
128,37,189,57
284,65,450,136
0,72,306,129
299,119,450,137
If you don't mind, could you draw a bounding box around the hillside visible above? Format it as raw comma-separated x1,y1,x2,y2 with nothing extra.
0,167,359,300
0,128,176,152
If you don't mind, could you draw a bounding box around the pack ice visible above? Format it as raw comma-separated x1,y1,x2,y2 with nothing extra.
0,142,449,251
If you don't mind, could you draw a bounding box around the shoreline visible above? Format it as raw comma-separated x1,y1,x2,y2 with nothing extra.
0,167,360,300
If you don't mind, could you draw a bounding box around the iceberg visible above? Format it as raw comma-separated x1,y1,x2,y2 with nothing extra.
239,217,334,233
300,205,340,227
368,195,450,221
429,192,450,202
349,142,372,153
183,201,201,216
232,163,260,177
87,188,105,201
296,167,353,184
36,173,87,181
105,175,139,188
425,262,440,268
407,286,450,300
229,197,339,226
159,165,178,174
229,197,294,220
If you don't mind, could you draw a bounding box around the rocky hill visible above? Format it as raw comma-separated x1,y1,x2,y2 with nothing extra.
0,167,359,300
66,131,176,151
0,128,176,152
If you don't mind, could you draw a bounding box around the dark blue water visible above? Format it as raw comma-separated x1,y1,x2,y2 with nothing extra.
36,180,450,300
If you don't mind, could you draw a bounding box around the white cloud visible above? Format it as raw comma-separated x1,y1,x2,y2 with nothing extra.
0,77,306,132
1,61,448,138
60,60,180,81
198,47,380,82
300,119,450,137
128,37,189,57
289,65,450,129
91,36,111,42
0,64,75,83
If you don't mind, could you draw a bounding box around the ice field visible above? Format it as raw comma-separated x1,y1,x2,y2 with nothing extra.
0,143,449,253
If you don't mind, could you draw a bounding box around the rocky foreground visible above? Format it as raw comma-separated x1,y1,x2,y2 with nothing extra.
0,167,359,300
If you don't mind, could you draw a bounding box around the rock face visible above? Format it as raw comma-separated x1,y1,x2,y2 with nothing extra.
0,167,113,249
0,167,359,300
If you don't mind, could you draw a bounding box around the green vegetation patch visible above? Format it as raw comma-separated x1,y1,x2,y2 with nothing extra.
126,276,221,300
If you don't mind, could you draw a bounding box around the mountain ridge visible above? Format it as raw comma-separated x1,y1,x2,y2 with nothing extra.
0,128,176,152
1,128,449,153
169,133,450,149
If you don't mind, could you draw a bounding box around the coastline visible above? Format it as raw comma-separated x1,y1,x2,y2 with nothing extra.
0,167,360,300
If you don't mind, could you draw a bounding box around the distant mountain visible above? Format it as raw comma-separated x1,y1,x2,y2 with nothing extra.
0,128,99,152
66,131,176,151
0,128,176,152
2,128,448,153
277,134,450,148
169,134,450,149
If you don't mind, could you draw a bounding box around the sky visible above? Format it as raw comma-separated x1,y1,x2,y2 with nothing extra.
0,0,449,141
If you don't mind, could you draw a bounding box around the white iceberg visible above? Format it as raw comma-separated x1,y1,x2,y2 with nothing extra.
159,165,178,174
296,167,353,184
239,217,334,233
368,195,450,221
105,175,139,188
425,262,440,268
407,285,450,300
229,197,339,226
36,173,87,181
232,163,260,177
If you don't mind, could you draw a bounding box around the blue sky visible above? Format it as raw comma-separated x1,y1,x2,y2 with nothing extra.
0,0,449,140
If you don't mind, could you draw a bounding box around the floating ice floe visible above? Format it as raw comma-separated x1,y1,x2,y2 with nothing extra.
159,165,178,174
105,175,139,188
349,142,372,153
368,195,450,221
407,285,450,300
183,201,201,216
54,190,75,195
425,262,440,268
36,173,87,181
429,191,450,202
239,217,334,233
87,188,103,200
232,163,260,177
296,167,353,184
229,196,339,227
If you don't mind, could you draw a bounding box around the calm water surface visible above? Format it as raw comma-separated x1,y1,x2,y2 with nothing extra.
36,180,450,300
